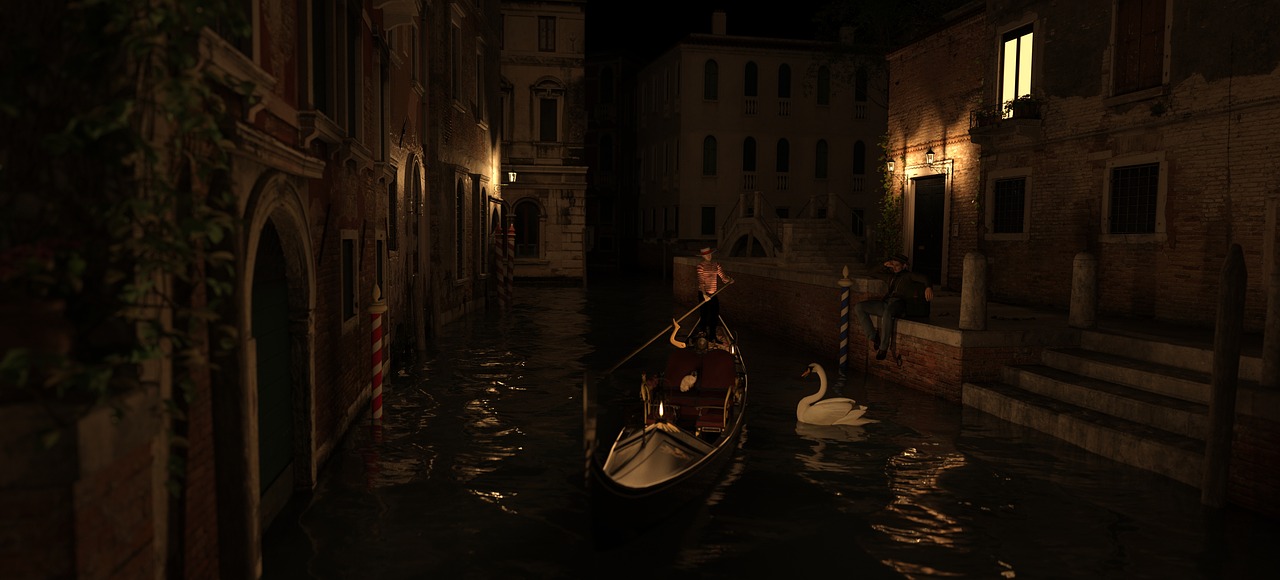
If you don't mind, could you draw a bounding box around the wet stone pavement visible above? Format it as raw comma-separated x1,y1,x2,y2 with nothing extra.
262,274,1276,579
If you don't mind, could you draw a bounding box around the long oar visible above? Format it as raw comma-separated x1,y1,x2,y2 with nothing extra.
603,281,734,376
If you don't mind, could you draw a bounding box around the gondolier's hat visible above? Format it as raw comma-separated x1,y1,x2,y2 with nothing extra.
888,253,910,266
699,247,714,257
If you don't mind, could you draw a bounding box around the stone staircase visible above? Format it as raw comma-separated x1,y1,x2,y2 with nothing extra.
963,328,1272,488
777,219,866,272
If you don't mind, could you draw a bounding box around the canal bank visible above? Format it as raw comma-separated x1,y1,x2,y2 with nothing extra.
672,256,1280,519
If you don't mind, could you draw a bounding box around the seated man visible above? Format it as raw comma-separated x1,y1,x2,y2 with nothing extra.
854,253,934,361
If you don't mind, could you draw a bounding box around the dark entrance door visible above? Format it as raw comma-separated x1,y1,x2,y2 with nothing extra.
253,222,293,498
912,175,946,285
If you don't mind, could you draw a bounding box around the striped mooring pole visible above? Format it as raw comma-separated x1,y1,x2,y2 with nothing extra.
504,223,515,308
838,266,852,378
368,284,388,423
493,226,507,309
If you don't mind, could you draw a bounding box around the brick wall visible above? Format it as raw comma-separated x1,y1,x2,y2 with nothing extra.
673,258,1035,403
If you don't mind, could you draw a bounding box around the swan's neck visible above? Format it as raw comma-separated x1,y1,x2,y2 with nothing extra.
798,366,828,411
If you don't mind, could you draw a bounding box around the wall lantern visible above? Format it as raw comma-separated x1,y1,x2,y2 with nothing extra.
507,171,518,183
886,160,895,174
925,148,935,165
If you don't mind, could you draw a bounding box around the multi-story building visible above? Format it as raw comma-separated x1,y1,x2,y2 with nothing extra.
0,1,506,577
634,11,887,270
584,53,641,271
886,0,1280,517
888,0,1280,329
498,0,588,281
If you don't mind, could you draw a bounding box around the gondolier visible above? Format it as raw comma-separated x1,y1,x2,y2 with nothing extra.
695,247,733,341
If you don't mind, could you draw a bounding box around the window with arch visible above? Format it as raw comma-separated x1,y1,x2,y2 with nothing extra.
703,59,718,100
815,140,828,179
853,141,866,175
455,179,467,278
816,65,830,105
702,136,718,176
514,199,541,257
600,134,614,172
742,137,757,172
778,64,791,98
744,62,758,97
533,78,564,143
775,139,790,173
600,65,615,104
387,178,398,250
855,67,868,102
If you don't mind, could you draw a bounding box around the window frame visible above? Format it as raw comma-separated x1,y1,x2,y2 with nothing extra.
703,59,719,101
1101,152,1167,242
702,135,718,176
999,23,1035,115
538,15,556,52
984,168,1033,241
340,229,359,326
1111,0,1169,98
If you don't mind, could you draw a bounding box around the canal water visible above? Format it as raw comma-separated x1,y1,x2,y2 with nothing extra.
263,274,1275,579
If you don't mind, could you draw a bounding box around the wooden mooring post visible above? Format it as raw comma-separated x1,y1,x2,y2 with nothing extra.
1202,243,1245,508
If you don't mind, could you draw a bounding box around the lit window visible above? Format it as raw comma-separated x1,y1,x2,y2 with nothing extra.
1001,24,1033,117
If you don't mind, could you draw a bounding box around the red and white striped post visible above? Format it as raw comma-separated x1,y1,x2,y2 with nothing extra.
368,284,388,424
504,223,515,307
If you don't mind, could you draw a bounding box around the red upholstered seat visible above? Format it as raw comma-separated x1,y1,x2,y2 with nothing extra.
663,349,702,389
699,349,736,392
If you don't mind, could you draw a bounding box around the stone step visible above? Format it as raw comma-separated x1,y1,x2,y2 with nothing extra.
1041,347,1210,404
1080,329,1262,383
1003,364,1207,439
963,380,1203,487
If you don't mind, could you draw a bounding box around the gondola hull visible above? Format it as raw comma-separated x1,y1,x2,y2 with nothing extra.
588,328,748,532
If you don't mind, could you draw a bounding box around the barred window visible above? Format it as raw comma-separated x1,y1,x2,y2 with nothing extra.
1108,163,1159,234
992,177,1027,234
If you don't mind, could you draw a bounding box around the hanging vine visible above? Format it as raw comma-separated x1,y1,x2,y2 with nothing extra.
876,132,902,258
0,0,244,434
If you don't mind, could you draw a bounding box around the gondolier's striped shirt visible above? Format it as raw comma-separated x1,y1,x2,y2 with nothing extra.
697,261,730,295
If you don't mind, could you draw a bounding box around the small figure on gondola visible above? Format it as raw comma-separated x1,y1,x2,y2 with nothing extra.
695,247,733,341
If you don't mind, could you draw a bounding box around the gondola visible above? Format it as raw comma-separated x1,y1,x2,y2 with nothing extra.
586,302,748,529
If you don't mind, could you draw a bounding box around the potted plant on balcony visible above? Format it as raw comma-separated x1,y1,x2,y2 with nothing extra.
1004,95,1042,120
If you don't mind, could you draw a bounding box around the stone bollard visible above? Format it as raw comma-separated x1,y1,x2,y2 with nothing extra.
960,252,987,330
1203,243,1245,508
1070,252,1098,329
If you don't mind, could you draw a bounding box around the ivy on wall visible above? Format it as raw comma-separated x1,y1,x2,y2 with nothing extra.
0,0,244,431
876,133,902,258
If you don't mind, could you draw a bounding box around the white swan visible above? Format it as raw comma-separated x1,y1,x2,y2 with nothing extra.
797,363,876,426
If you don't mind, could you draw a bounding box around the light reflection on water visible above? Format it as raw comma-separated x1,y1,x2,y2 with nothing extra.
264,275,1276,580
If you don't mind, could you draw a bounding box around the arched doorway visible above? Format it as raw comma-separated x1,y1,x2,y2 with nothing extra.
252,220,294,517
514,199,541,258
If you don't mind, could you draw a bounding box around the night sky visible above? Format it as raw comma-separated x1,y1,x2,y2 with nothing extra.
585,0,834,61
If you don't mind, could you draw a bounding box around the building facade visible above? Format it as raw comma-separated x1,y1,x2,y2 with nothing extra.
634,11,887,268
498,0,588,281
0,1,507,578
889,0,1280,330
